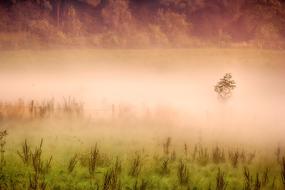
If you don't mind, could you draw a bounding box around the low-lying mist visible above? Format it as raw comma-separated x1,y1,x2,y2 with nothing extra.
0,49,284,146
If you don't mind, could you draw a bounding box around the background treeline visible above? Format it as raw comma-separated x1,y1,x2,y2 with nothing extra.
0,0,285,49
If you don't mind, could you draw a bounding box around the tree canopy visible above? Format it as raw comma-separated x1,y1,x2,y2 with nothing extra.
0,0,284,48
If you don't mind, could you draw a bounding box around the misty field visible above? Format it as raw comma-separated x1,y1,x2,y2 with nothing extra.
0,49,285,190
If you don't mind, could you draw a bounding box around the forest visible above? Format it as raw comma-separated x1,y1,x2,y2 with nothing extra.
0,0,285,49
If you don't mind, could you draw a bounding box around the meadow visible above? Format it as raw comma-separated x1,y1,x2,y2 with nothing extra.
0,49,285,190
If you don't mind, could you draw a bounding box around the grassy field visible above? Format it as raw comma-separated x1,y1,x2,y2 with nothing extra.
0,49,285,190
0,116,285,190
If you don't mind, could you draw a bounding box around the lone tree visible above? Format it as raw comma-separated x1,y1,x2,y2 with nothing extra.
214,73,236,99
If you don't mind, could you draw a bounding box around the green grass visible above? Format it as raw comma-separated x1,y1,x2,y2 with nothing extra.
0,118,284,190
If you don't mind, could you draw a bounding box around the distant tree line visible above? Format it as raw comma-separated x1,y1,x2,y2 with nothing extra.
0,0,284,49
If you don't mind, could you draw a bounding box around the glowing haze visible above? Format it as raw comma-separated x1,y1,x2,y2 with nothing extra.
0,49,284,145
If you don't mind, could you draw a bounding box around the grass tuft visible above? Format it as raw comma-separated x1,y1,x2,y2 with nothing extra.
67,153,78,173
216,168,227,190
212,146,225,164
177,159,189,185
281,157,285,188
129,154,142,177
17,139,31,165
89,144,100,176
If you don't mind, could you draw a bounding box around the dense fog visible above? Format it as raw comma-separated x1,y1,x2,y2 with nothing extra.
0,49,284,145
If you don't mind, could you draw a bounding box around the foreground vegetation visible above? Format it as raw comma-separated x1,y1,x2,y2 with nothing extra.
0,128,285,190
0,102,284,190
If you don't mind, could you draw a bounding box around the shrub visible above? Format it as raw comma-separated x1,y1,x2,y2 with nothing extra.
214,73,236,99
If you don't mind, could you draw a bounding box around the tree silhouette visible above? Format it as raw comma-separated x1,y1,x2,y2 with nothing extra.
214,73,236,99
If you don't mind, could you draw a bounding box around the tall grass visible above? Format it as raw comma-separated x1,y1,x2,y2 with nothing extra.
29,139,52,190
17,139,31,165
132,179,148,190
89,145,100,176
177,159,189,185
163,137,171,156
228,150,239,168
67,153,78,173
243,167,252,190
212,146,225,164
160,158,170,175
102,167,122,190
281,157,285,188
216,168,227,190
0,130,7,172
129,154,142,177
261,168,269,186
0,98,83,120
196,145,209,166
0,130,7,189
253,173,261,190
1,127,285,189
